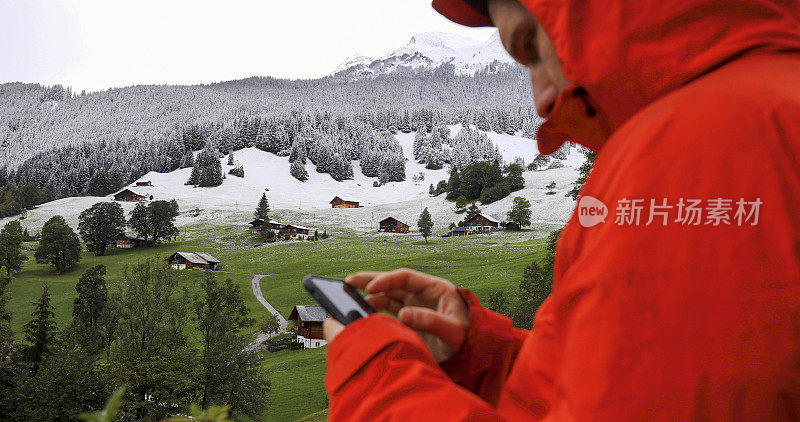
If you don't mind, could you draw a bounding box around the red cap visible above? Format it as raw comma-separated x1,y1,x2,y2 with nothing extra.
432,0,493,27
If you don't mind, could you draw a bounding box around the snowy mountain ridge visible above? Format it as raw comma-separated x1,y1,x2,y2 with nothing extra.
333,31,515,79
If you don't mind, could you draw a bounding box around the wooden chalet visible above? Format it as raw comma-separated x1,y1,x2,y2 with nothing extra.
113,188,146,202
330,196,360,208
167,252,221,270
281,224,313,240
451,226,470,237
249,219,283,235
378,217,409,233
504,221,521,231
289,305,329,349
465,213,500,233
116,233,149,249
135,180,153,187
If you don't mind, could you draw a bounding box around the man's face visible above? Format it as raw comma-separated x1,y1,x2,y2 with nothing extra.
488,0,570,119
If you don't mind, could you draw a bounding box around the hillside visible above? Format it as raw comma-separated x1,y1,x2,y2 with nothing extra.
5,128,585,235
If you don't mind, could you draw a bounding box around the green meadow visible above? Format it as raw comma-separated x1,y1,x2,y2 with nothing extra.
6,224,549,421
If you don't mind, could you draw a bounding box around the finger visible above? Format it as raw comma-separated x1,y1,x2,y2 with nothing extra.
398,306,467,351
365,293,404,315
346,271,384,289
323,317,345,343
365,268,449,295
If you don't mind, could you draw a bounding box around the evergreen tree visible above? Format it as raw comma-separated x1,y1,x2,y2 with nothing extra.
21,283,57,372
417,207,434,243
254,193,270,221
290,158,308,182
465,203,482,221
446,168,461,200
181,150,195,168
226,152,234,166
34,216,82,274
0,275,12,362
511,228,561,329
566,150,597,200
78,202,127,256
507,196,532,228
0,220,28,276
187,148,223,187
73,265,113,354
504,163,525,191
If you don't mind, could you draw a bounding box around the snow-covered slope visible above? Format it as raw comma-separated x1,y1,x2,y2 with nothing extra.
7,129,586,236
333,31,515,79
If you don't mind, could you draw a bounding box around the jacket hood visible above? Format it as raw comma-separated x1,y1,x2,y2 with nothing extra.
434,0,800,153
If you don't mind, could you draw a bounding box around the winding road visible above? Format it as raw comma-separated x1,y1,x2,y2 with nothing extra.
251,274,289,332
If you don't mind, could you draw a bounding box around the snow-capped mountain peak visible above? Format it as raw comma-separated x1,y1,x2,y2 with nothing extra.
332,31,514,79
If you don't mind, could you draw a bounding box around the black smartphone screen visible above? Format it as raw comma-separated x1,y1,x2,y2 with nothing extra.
303,275,376,325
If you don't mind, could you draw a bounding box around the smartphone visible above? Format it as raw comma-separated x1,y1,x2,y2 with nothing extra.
303,275,376,325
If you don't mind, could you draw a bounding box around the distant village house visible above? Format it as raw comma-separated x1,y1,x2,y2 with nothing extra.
330,196,360,208
113,188,146,202
378,217,409,233
465,213,500,233
504,221,521,231
249,219,283,235
116,233,149,248
451,226,470,237
281,224,313,240
289,305,329,349
167,252,221,270
135,180,153,187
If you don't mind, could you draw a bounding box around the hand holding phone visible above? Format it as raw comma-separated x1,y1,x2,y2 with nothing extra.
303,275,376,325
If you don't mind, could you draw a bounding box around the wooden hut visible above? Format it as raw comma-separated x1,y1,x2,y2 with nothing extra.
451,226,470,237
116,233,149,248
289,305,329,349
135,180,153,187
281,224,313,240
330,196,360,208
113,188,146,202
464,213,500,233
378,217,409,233
167,252,221,270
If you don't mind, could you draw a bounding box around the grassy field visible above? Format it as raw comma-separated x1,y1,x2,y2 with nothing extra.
6,224,550,421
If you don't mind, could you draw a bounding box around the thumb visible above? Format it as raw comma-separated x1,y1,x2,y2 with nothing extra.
398,306,466,351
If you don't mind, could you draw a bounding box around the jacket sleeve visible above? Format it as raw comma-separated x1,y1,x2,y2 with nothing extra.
438,288,529,405
325,313,502,421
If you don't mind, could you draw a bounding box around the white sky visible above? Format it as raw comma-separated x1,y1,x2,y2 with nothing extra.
0,0,495,93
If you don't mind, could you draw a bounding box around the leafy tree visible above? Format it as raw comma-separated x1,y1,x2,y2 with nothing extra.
507,196,532,228
149,199,180,244
417,207,434,243
260,312,281,335
11,330,110,421
21,283,58,372
111,258,194,420
445,169,460,200
73,265,114,355
34,216,82,274
566,150,597,199
480,180,510,204
455,195,469,212
191,272,269,418
254,193,270,221
128,202,150,242
0,220,28,276
487,290,510,316
78,202,126,256
129,200,179,245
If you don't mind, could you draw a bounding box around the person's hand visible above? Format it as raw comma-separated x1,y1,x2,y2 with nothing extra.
345,268,469,363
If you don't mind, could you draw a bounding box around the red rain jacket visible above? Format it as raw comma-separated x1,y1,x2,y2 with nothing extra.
326,0,800,420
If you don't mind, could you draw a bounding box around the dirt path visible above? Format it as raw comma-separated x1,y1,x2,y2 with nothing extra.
251,274,289,331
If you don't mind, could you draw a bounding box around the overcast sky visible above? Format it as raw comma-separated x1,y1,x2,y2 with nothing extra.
0,0,495,93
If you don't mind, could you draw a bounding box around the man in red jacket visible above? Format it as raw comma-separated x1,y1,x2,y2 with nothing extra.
323,0,800,420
